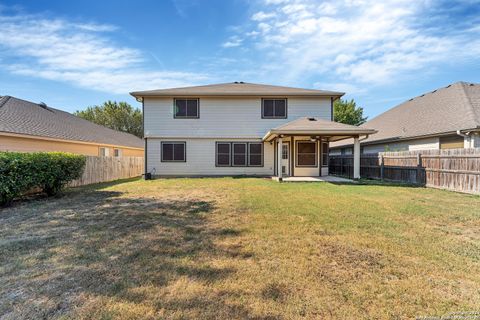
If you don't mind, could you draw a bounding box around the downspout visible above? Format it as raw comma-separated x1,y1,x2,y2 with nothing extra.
456,130,471,148
357,134,369,154
359,134,369,142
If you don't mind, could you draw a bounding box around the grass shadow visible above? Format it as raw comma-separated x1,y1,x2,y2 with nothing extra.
0,188,263,319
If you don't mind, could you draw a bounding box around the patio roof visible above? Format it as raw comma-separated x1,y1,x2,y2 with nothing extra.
262,117,377,142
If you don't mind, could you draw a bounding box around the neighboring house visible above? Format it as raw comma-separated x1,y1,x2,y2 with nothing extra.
0,96,144,157
131,82,375,179
331,82,480,155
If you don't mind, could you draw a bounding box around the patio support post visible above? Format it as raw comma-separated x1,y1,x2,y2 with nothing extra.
277,137,283,180
353,136,360,179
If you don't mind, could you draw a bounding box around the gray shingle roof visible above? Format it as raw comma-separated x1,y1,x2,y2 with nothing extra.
131,82,344,97
263,117,376,141
0,96,143,149
331,81,480,148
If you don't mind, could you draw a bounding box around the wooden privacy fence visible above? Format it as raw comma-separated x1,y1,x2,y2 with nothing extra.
69,156,144,187
329,148,480,194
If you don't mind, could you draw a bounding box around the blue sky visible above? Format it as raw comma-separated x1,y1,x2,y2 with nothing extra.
0,0,479,119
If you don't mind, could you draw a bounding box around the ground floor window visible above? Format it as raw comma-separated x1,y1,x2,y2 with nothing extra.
216,143,231,166
161,142,186,162
297,141,317,167
99,147,109,157
249,143,263,166
216,142,263,167
233,143,247,166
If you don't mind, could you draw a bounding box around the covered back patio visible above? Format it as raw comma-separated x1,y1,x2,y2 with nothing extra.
263,117,376,181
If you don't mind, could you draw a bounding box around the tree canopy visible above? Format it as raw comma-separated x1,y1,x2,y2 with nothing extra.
333,98,368,126
74,101,143,138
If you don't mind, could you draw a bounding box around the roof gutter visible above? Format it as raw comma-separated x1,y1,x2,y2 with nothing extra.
263,129,376,142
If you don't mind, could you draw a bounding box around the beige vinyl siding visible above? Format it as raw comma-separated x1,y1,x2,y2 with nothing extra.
362,137,440,154
147,138,274,176
144,97,331,138
439,135,464,149
0,135,143,157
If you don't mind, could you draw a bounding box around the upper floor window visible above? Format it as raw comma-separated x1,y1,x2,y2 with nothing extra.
262,99,287,119
174,98,199,119
114,148,122,157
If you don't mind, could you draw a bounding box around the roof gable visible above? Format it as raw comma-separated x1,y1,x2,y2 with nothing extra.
0,96,143,149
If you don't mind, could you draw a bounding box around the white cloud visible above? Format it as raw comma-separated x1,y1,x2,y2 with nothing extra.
239,0,480,87
0,11,210,94
251,11,276,21
313,81,365,95
222,36,243,48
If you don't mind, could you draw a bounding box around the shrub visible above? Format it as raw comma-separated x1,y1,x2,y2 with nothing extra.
0,152,86,205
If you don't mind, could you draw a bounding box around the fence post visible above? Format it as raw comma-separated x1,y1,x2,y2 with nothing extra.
380,154,384,180
416,153,422,184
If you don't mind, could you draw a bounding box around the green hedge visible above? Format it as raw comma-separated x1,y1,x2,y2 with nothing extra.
0,152,86,206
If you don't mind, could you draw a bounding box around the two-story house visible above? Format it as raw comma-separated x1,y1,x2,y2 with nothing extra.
131,82,375,180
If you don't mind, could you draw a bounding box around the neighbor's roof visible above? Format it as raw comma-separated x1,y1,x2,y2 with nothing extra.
131,82,344,98
263,117,376,141
0,96,143,149
331,81,480,148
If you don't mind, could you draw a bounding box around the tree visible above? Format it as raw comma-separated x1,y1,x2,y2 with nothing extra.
74,101,143,138
333,98,367,126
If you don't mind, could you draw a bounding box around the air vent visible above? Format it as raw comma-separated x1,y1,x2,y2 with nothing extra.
308,117,316,121
38,102,48,109
239,81,244,84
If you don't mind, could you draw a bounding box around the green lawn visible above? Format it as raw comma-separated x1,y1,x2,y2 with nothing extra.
1,178,479,319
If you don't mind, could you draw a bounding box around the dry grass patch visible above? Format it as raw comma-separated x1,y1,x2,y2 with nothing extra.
1,177,479,319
